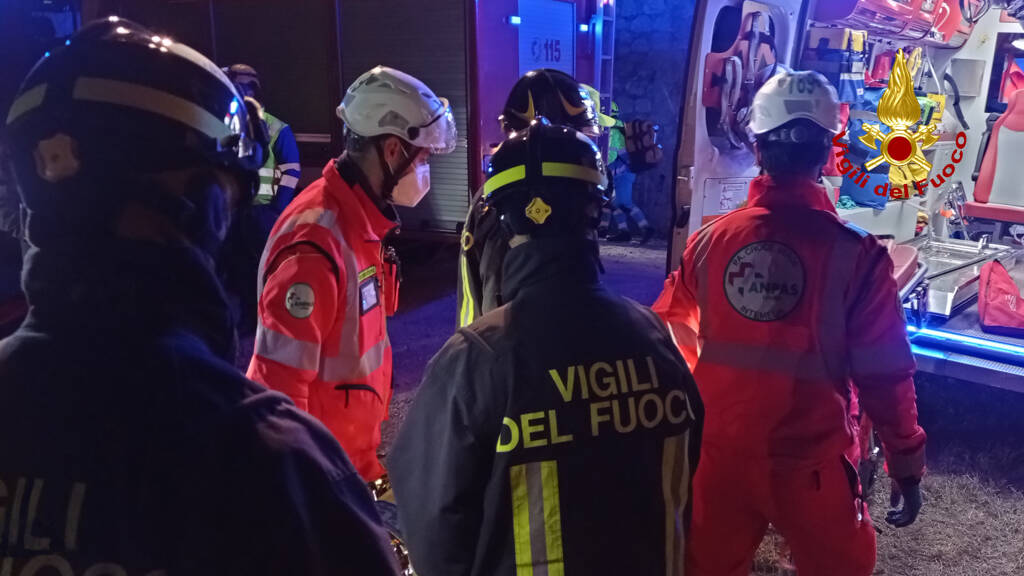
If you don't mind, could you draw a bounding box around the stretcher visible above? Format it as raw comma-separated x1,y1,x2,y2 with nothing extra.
898,234,1024,390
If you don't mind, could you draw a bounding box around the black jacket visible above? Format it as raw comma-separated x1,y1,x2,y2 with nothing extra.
0,241,399,575
457,188,510,327
392,237,703,576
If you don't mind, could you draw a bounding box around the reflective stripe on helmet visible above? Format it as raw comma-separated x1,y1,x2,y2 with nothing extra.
483,165,527,198
5,84,47,124
72,77,233,140
541,162,606,187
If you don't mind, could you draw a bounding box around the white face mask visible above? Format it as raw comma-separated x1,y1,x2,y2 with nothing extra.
390,161,431,207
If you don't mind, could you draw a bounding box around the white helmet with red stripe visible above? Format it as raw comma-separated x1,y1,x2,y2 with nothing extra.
748,70,842,136
337,66,457,154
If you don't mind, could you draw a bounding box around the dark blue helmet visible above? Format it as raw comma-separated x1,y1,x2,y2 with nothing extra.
484,119,608,237
5,17,265,251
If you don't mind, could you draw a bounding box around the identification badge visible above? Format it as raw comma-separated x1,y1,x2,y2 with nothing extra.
360,277,380,315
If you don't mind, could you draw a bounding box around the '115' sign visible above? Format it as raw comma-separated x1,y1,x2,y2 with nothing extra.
531,38,562,63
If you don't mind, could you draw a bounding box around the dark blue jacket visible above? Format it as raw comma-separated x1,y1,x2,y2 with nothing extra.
0,242,399,575
391,237,704,576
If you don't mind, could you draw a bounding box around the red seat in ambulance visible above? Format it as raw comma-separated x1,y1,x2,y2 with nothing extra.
964,90,1024,225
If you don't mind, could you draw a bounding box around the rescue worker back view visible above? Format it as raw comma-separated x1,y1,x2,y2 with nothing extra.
390,121,704,576
654,70,927,576
0,18,398,574
457,68,606,327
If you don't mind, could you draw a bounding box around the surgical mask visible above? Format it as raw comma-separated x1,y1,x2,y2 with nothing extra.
391,162,431,207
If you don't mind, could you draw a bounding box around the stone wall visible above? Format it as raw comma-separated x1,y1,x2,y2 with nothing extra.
613,0,696,236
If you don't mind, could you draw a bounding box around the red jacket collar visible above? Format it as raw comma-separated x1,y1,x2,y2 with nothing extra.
321,160,399,240
746,174,837,215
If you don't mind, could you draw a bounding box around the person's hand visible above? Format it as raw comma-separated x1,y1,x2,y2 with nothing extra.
886,477,922,527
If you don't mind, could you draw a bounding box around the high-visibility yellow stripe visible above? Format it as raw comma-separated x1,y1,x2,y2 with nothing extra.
662,435,678,576
541,162,605,186
511,464,534,576
6,84,47,124
540,461,565,576
678,433,690,576
483,165,527,198
661,434,689,576
73,77,230,140
459,253,476,327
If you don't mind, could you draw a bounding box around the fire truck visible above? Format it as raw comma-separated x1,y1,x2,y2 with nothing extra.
36,0,616,238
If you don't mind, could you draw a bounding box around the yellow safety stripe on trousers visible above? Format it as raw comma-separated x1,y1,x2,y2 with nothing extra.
483,165,527,198
459,252,475,327
541,162,605,186
510,461,565,576
661,433,691,576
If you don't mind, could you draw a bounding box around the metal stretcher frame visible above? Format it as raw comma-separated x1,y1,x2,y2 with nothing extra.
906,269,1024,392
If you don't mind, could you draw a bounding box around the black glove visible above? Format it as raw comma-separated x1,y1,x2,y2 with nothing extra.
886,477,922,527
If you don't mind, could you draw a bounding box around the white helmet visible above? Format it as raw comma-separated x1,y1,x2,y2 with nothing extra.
748,70,842,136
337,66,457,154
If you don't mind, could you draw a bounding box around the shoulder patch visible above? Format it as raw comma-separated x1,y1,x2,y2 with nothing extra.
285,283,315,319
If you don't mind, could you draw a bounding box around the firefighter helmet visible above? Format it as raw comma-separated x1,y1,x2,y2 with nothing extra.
500,69,600,137
5,17,265,251
484,119,608,236
224,63,263,102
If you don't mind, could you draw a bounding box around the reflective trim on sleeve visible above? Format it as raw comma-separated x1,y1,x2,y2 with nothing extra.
278,162,301,172
690,224,715,336
259,168,276,177
254,322,320,372
459,253,476,328
510,461,565,576
662,433,691,576
321,336,389,382
258,208,338,299
279,175,300,188
699,341,832,381
259,206,390,383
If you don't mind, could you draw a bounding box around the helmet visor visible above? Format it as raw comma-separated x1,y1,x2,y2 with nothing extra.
417,98,458,154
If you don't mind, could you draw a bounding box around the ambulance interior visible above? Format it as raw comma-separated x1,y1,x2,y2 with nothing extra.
673,0,1024,388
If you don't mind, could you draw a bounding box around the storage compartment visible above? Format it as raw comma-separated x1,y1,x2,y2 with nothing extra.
949,57,987,98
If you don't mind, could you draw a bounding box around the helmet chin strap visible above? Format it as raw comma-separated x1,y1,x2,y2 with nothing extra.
374,138,417,202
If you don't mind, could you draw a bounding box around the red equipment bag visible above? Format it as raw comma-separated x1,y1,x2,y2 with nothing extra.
978,260,1024,337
